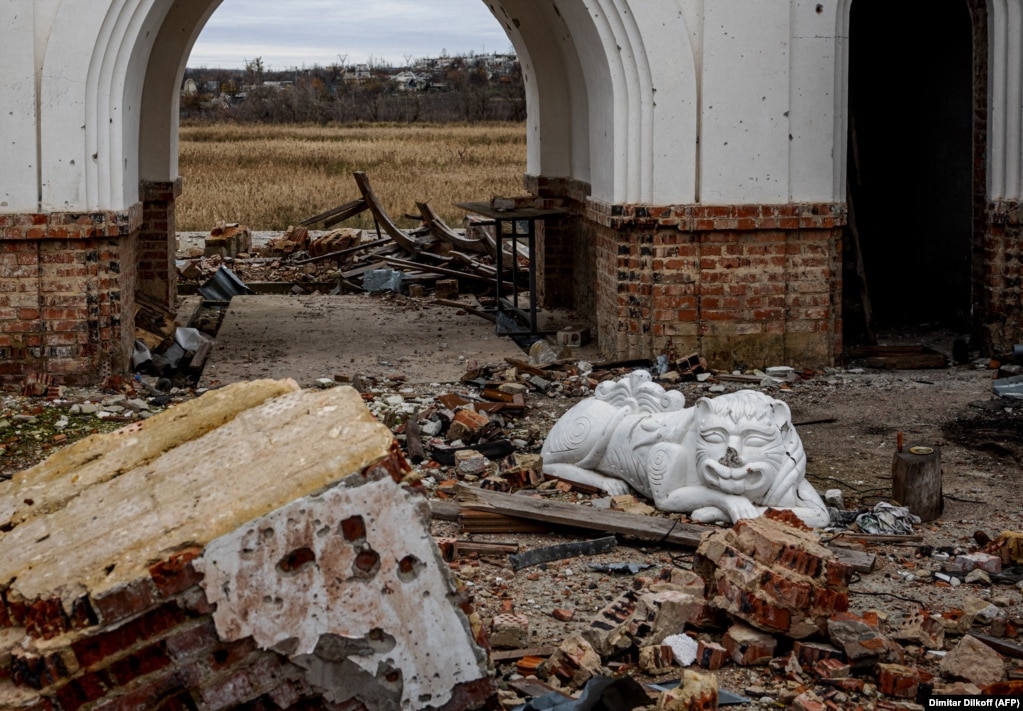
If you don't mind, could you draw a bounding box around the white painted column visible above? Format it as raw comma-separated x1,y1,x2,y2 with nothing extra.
625,0,700,204
0,1,39,212
789,0,841,203
988,0,1023,202
700,0,792,204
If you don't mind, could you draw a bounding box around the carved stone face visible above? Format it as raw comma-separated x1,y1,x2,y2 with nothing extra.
694,392,793,498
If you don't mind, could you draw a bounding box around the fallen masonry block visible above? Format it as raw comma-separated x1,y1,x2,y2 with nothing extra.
540,635,602,689
0,380,492,710
892,609,945,649
939,634,1008,687
309,227,360,257
827,611,904,667
448,408,493,443
948,552,1002,574
788,690,826,711
722,623,777,666
876,663,934,699
638,644,676,674
793,640,844,667
490,613,529,650
814,657,851,679
696,639,728,670
585,590,640,656
455,449,492,477
634,589,720,643
205,222,252,258
695,516,850,639
655,669,718,711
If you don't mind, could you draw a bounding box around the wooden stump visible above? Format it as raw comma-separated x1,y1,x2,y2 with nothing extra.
892,447,943,521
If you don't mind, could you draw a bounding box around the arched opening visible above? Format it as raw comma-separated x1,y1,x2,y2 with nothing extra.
844,0,976,342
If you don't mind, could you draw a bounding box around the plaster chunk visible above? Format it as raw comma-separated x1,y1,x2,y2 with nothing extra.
541,372,828,527
0,383,390,605
197,476,487,709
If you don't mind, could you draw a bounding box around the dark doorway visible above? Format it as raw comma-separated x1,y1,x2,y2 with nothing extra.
844,0,974,341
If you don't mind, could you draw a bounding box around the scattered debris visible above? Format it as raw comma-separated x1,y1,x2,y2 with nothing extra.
509,536,618,571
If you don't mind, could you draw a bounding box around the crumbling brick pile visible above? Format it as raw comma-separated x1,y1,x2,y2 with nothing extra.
0,380,492,710
499,512,1020,708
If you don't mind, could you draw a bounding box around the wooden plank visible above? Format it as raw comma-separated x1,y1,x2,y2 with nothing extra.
432,298,497,323
383,256,517,291
454,485,875,571
429,500,461,522
454,485,706,547
353,171,433,254
458,509,551,534
292,237,390,265
454,540,519,557
967,632,1023,660
490,646,556,663
301,197,367,227
417,200,490,255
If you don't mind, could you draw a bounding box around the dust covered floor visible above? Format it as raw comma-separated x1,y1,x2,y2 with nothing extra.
198,293,542,388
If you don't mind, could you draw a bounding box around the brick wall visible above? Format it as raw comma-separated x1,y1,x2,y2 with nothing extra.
0,206,141,386
526,176,593,312
979,200,1023,351
577,200,844,368
138,179,182,309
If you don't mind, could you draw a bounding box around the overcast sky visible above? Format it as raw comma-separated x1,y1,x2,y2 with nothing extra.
187,0,514,70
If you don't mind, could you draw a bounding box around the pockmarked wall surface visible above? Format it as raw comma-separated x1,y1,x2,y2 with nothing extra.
2,0,1022,383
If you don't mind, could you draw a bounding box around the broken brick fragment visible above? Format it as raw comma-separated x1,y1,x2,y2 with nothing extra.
541,635,602,689
448,408,492,443
696,639,728,670
696,516,849,639
876,663,934,699
489,613,529,650
722,623,777,666
638,644,675,674
655,669,718,710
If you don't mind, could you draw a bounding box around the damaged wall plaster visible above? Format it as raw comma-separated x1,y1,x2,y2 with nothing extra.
197,477,489,709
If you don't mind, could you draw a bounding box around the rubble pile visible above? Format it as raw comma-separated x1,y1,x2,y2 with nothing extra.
174,172,557,308
0,381,493,710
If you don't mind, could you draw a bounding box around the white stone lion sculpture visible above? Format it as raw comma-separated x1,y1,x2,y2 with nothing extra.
540,371,828,527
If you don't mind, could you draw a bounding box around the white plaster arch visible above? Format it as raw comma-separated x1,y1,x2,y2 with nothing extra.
988,0,1023,201
833,0,853,202
37,0,705,211
484,0,582,182
140,0,226,184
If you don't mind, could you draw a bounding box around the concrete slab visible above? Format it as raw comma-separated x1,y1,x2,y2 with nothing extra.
199,294,531,387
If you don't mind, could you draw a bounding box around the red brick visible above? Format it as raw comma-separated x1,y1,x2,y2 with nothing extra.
72,603,187,667
696,640,728,670
107,642,172,685
90,579,158,627
54,670,113,710
149,548,204,598
24,597,71,640
10,650,73,690
876,663,933,699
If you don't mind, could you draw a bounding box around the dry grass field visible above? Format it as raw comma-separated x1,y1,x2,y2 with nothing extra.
176,122,528,232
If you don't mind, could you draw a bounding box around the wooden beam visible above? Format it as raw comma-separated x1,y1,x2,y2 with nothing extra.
301,198,368,227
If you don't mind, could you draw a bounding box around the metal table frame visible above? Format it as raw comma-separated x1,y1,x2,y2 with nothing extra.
454,202,566,336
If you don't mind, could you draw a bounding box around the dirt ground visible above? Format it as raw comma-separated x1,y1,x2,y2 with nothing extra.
421,350,1023,705
3,253,1023,706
